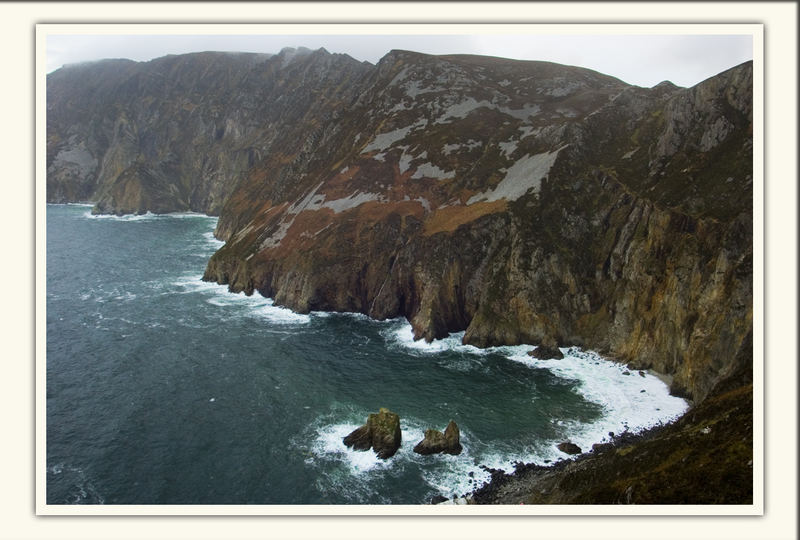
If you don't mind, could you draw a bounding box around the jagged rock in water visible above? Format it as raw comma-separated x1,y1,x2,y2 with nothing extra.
342,408,402,459
430,494,449,504
413,420,463,455
528,336,564,360
557,442,582,455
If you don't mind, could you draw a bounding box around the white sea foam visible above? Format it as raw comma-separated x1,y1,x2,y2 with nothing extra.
172,274,226,295
382,321,688,470
202,231,225,248
47,463,105,504
83,211,158,221
385,321,528,358
82,210,217,222
255,299,312,325
292,318,689,502
173,274,312,325
304,410,526,500
311,420,397,473
506,348,689,451
162,212,215,219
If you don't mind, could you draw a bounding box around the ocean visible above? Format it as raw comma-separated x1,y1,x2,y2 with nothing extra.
45,204,688,505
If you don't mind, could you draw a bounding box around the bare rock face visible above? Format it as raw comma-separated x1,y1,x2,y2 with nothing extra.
413,420,463,455
46,49,371,215
343,408,402,459
48,49,753,407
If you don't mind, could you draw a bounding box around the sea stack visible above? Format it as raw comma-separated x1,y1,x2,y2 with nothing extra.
413,420,463,455
343,408,402,459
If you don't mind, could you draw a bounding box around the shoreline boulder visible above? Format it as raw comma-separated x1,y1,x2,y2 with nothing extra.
343,408,402,459
528,335,565,360
557,441,582,455
413,420,463,455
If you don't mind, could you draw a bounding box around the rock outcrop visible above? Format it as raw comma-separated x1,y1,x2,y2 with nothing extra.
557,442,582,455
342,408,402,459
48,49,753,408
413,420,463,455
529,336,564,360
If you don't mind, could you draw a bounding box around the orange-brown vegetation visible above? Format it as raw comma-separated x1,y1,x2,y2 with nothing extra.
423,200,507,236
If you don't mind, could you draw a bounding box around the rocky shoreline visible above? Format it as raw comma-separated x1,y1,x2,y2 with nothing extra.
47,49,754,506
444,354,752,505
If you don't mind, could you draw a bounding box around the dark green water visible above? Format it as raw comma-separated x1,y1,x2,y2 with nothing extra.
45,204,687,505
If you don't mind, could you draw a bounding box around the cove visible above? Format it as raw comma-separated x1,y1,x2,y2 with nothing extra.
46,204,687,505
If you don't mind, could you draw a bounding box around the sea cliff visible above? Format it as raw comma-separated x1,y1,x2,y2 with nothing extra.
47,48,754,503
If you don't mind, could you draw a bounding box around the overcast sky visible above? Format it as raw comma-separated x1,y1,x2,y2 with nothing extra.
46,32,753,88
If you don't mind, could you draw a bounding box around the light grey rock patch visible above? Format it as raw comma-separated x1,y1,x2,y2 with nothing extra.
537,78,584,97
434,97,493,124
621,147,639,160
53,146,98,178
518,125,538,139
498,140,518,157
442,143,459,155
404,79,442,98
699,116,734,152
321,191,385,213
467,146,567,204
411,162,454,180
398,148,414,174
403,195,432,212
361,119,428,153
232,223,256,242
389,101,411,113
362,126,414,153
288,182,326,214
498,103,541,120
259,218,293,250
442,140,482,155
435,99,540,124
388,66,410,86
259,189,384,249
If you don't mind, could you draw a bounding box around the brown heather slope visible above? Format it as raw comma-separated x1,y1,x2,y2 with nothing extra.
48,50,754,504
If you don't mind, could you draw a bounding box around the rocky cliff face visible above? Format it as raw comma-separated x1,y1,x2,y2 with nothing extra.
47,48,372,215
48,49,753,405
